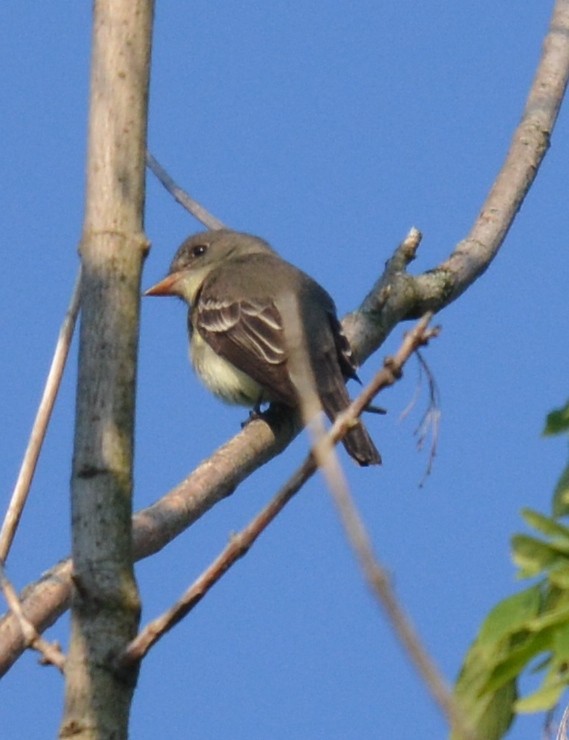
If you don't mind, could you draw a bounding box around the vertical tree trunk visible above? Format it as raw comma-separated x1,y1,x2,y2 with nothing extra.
60,2,154,737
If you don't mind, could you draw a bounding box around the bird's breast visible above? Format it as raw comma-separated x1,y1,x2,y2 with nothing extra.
190,331,270,407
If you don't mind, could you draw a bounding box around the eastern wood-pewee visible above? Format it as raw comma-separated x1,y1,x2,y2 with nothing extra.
145,229,381,466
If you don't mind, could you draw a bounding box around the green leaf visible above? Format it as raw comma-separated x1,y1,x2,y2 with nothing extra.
549,563,569,589
452,400,569,736
451,680,516,740
553,464,569,518
477,585,542,647
552,622,569,660
454,590,540,707
521,508,569,540
544,402,569,436
513,624,569,712
525,604,569,633
514,681,565,713
541,583,569,611
511,536,564,577
483,630,554,694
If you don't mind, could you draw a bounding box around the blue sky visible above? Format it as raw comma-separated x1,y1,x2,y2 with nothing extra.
1,3,568,738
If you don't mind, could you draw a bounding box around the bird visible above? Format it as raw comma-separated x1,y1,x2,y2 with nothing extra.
145,229,381,466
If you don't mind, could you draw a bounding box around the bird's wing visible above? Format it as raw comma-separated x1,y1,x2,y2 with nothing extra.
194,295,298,406
326,308,360,383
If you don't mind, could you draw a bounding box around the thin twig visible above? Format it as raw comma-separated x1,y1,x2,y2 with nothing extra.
146,151,225,230
0,270,82,564
287,306,468,733
398,350,441,485
0,564,65,671
118,314,438,667
556,703,569,740
119,457,314,666
413,350,441,485
325,443,476,740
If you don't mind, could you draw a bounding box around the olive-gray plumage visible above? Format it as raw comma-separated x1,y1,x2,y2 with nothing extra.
145,229,380,466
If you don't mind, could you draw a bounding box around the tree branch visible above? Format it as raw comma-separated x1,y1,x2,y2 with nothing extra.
343,0,569,359
0,271,81,564
59,2,153,737
146,151,225,230
0,564,65,672
323,409,476,740
118,314,438,666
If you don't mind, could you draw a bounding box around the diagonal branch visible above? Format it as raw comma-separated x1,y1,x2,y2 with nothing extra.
0,271,81,564
0,564,65,672
324,421,476,740
146,151,225,230
118,314,438,667
343,0,569,361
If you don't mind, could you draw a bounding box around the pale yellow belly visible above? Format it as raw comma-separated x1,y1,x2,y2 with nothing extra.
190,332,268,407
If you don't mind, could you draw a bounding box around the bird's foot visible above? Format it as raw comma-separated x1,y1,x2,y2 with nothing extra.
240,404,266,428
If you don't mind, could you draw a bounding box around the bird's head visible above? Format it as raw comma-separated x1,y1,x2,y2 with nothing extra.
144,229,274,304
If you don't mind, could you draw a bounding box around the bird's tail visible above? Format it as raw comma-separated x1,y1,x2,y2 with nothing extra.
342,420,381,466
319,381,381,466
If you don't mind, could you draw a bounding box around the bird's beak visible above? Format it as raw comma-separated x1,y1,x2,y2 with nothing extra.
144,273,182,297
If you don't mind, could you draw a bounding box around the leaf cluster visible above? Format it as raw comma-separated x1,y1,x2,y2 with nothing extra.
454,401,569,739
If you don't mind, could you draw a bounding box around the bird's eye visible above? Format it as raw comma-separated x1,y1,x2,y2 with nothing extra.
191,244,208,258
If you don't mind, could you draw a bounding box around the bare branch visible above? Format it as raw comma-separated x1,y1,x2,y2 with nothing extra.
118,314,437,667
0,271,81,564
0,560,72,675
289,314,472,736
0,564,65,672
324,436,476,740
0,147,220,582
60,1,153,735
120,457,314,665
431,0,569,304
556,703,569,740
146,151,225,230
343,0,569,358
